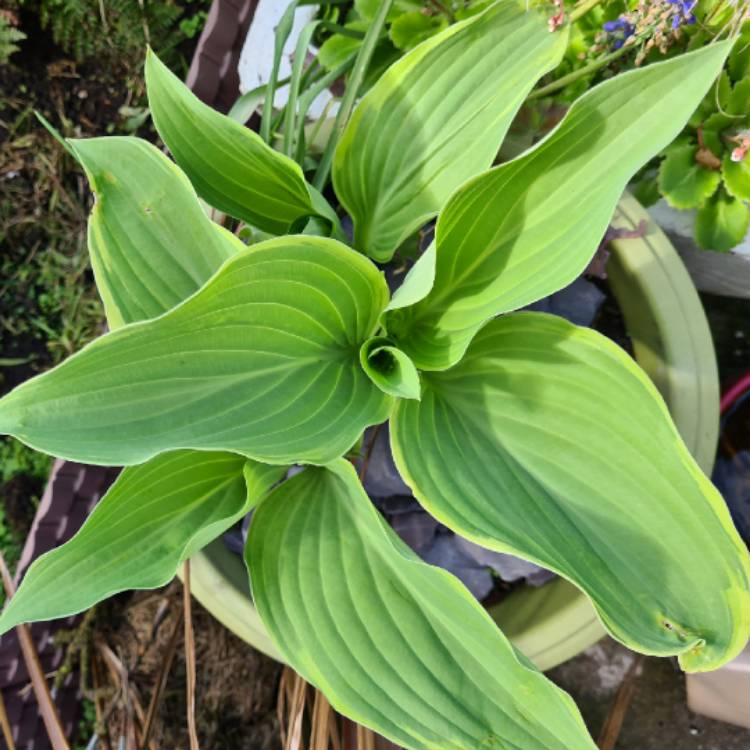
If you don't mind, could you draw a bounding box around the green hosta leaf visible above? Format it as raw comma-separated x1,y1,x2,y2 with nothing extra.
360,337,420,400
386,42,730,370
70,136,243,329
0,237,391,466
145,49,316,235
658,145,721,209
0,455,284,634
248,459,596,750
391,313,750,672
389,11,448,51
385,243,436,312
333,0,567,262
723,152,750,201
696,190,750,252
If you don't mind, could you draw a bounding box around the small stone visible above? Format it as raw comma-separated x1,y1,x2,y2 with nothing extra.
360,424,412,498
390,511,438,552
453,536,554,585
525,277,606,327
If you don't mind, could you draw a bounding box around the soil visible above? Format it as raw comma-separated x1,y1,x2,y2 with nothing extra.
87,582,281,749
0,474,42,537
549,638,750,749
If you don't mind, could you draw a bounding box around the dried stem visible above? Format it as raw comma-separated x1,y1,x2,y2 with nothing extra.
597,654,645,749
183,560,200,750
0,552,70,750
141,601,183,749
90,652,111,750
359,423,382,483
0,689,17,750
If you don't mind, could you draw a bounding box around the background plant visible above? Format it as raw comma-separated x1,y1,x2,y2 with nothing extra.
0,2,749,749
0,10,26,65
532,0,750,252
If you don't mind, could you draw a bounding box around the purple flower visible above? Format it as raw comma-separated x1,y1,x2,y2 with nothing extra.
603,16,634,37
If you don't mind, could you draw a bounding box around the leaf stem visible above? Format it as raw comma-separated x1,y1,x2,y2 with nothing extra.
295,53,357,164
318,20,366,39
312,0,394,191
261,1,298,144
527,44,629,100
183,560,200,750
283,20,320,156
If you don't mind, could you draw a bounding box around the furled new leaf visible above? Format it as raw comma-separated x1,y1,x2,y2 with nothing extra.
0,237,391,466
0,455,285,633
360,337,420,400
333,0,568,262
145,49,317,235
386,42,730,370
70,136,243,329
248,459,596,750
391,313,750,672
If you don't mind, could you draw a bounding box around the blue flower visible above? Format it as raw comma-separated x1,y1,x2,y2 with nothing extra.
603,16,634,37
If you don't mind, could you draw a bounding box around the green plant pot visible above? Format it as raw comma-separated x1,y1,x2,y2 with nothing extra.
187,192,720,671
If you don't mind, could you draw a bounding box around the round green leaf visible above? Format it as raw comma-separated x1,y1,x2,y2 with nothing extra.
658,145,721,209
722,152,750,202
728,78,750,116
703,111,732,157
696,190,750,252
389,11,448,51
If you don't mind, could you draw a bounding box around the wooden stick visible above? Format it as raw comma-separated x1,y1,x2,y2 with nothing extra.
141,602,183,750
0,553,70,750
285,670,306,750
356,723,375,750
90,652,111,750
277,666,293,749
597,654,645,750
183,560,200,750
0,688,17,750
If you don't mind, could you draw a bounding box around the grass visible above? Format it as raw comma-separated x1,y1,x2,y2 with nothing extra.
0,437,53,604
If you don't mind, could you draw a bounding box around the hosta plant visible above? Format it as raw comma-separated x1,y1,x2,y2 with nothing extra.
1,2,749,748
